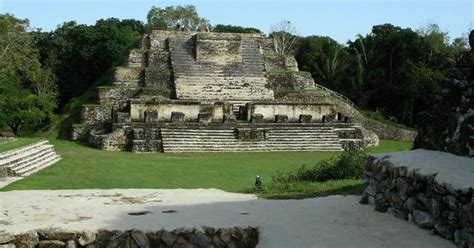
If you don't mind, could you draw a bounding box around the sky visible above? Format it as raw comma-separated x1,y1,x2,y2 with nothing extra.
0,0,472,43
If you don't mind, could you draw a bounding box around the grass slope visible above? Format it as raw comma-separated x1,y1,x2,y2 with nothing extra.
0,138,44,153
2,139,412,193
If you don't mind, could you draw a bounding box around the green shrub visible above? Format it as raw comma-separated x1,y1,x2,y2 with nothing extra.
299,147,364,182
269,147,366,185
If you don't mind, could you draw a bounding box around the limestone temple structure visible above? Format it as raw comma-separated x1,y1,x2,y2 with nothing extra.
72,31,378,152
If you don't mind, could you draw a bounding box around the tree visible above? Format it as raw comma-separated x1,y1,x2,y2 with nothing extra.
0,82,54,136
0,14,57,135
342,23,458,126
0,14,41,84
270,20,298,55
212,24,261,34
147,5,208,31
296,36,347,90
33,18,144,107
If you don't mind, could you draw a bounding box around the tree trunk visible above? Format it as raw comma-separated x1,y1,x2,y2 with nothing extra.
9,124,20,137
389,46,396,86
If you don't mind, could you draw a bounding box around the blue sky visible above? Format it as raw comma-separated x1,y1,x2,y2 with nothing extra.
1,0,472,43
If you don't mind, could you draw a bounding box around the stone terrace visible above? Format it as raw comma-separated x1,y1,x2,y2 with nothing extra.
362,149,474,247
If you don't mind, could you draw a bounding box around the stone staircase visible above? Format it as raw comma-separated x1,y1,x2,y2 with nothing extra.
161,126,344,152
168,35,274,100
0,140,61,177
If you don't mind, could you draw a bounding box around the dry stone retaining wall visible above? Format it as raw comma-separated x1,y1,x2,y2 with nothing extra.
361,152,474,248
0,227,259,248
362,118,417,141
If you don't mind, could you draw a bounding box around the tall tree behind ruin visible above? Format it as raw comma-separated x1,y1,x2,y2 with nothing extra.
270,20,298,55
147,5,209,31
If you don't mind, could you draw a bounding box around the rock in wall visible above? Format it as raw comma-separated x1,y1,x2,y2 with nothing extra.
362,153,474,247
0,227,259,248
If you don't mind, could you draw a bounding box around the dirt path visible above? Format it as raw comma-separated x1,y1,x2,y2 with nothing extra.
0,189,453,248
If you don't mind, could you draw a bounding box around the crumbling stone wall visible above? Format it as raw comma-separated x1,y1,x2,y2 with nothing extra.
0,227,259,248
196,32,243,65
362,154,474,247
97,87,141,105
280,91,417,143
130,99,225,122
414,31,474,157
246,102,333,122
125,49,147,67
112,67,144,86
363,118,417,141
80,105,114,125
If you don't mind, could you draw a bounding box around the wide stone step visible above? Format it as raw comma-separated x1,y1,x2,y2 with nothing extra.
173,70,265,74
164,139,340,143
174,72,265,77
0,140,61,177
163,147,343,152
16,154,61,176
12,151,57,175
8,147,55,171
269,134,339,138
163,135,339,140
175,76,267,80
1,144,55,167
161,131,235,135
162,138,341,143
270,127,335,130
162,129,235,133
0,140,49,161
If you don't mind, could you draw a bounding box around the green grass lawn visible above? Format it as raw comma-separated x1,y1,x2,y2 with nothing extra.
1,139,412,193
0,137,44,153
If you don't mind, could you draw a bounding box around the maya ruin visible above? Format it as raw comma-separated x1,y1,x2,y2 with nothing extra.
0,2,472,248
72,31,379,153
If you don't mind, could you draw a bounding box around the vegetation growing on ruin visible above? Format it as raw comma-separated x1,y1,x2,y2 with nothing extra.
361,110,416,131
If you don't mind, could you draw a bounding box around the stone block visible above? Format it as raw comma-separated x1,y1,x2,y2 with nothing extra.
101,129,130,151
71,125,91,141
111,67,144,86
199,104,214,114
96,87,141,105
115,112,131,123
251,114,263,123
251,129,267,141
125,49,147,67
325,113,337,123
299,114,312,123
237,128,267,141
171,112,185,123
196,33,242,65
223,114,236,123
284,56,299,71
144,110,158,123
144,67,172,87
80,105,113,124
133,128,160,140
198,112,212,124
274,114,288,123
14,231,39,248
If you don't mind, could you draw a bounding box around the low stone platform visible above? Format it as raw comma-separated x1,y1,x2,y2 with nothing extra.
0,140,61,177
362,149,474,247
0,189,453,247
